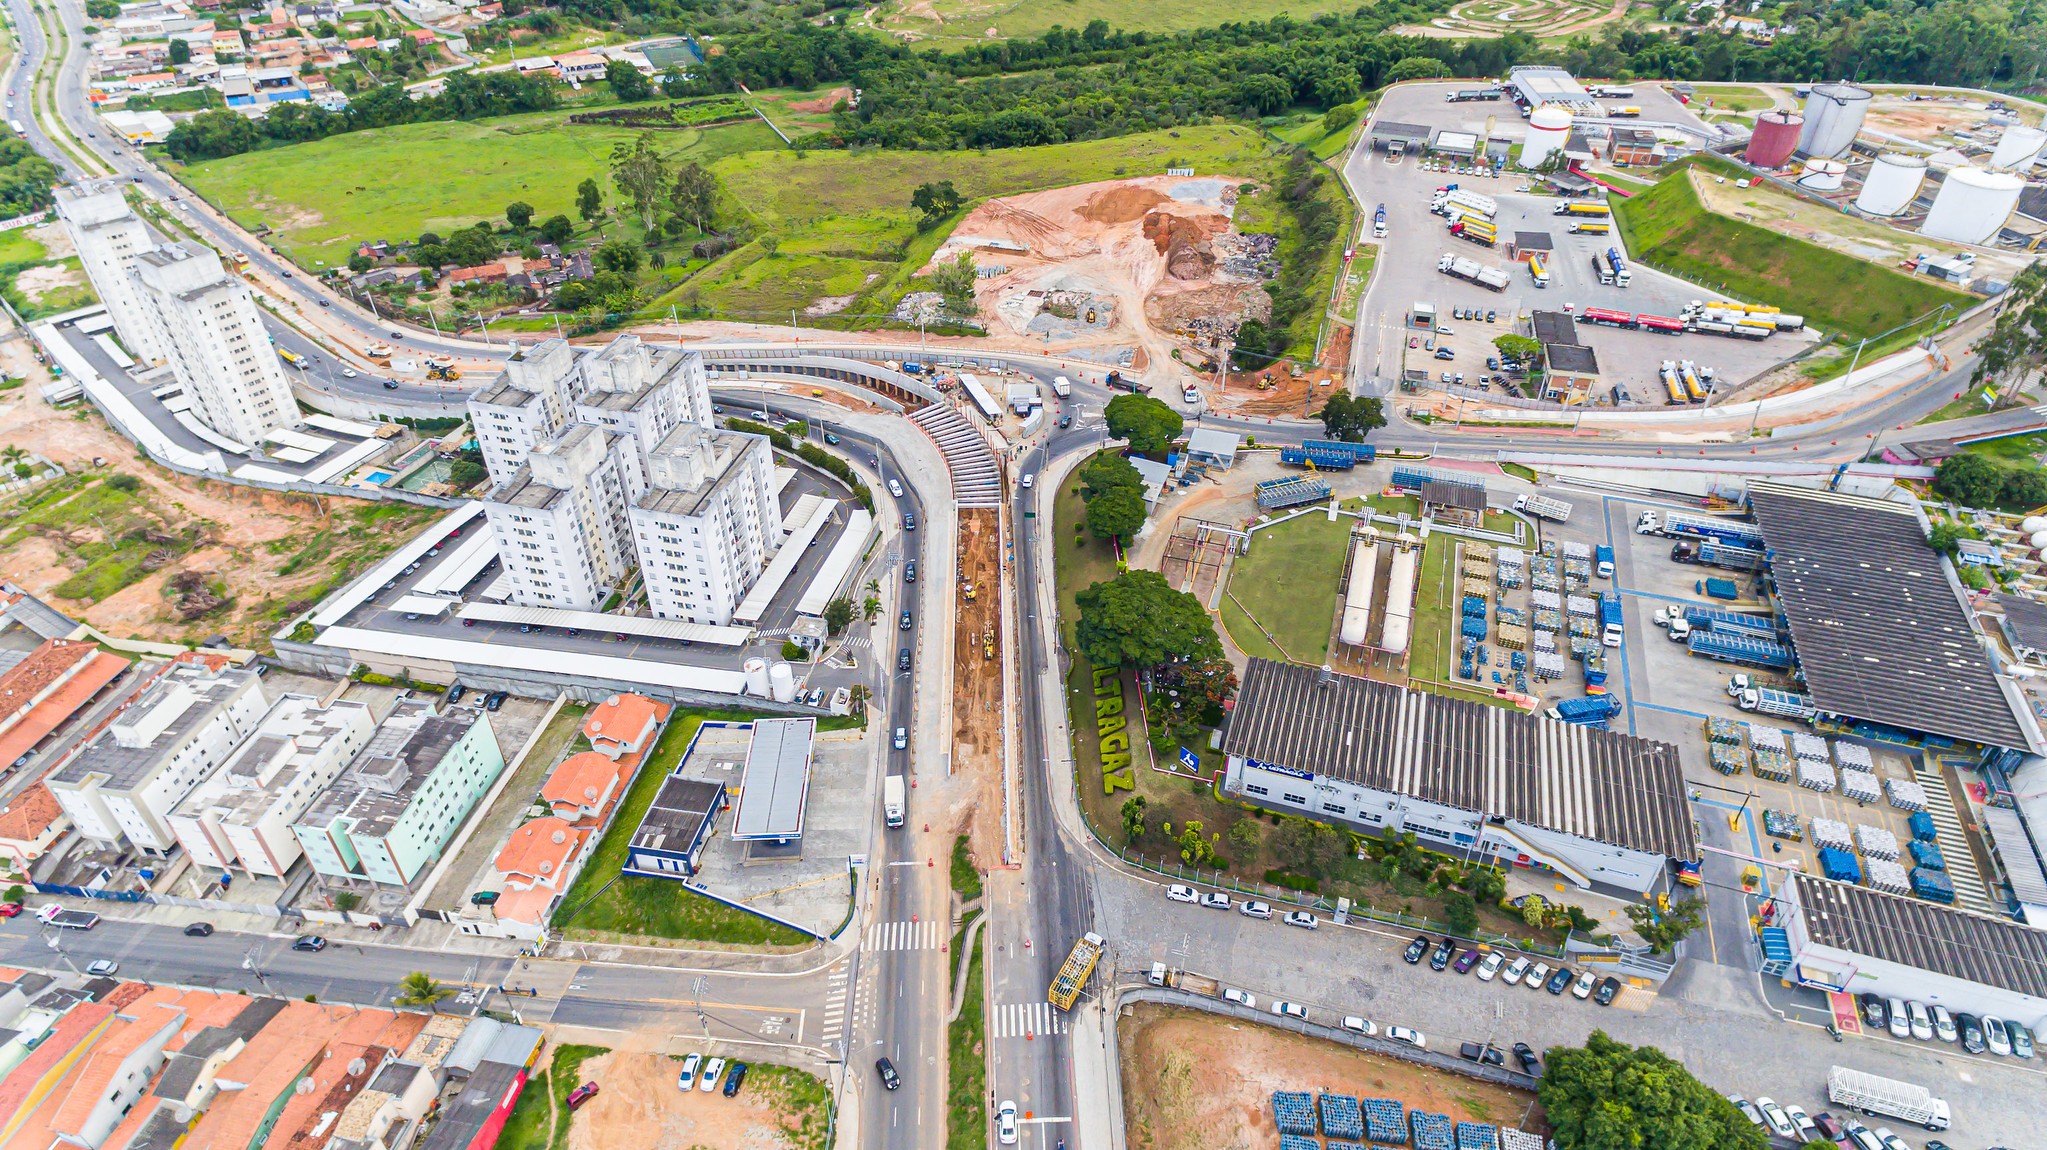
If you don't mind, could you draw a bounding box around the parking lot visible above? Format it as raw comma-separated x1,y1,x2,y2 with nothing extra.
1348,81,1814,405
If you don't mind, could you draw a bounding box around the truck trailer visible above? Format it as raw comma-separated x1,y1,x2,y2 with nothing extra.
1636,510,1766,549
883,775,905,828
1513,493,1574,522
1049,932,1105,1010
1437,253,1511,292
1146,964,1222,996
1825,1067,1950,1131
1687,630,1795,670
1736,686,1814,720
1671,539,1765,572
36,905,99,931
1433,189,1498,219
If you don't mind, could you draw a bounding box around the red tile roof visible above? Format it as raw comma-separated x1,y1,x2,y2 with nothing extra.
495,817,585,887
0,640,130,767
540,752,622,817
582,694,665,754
0,783,65,844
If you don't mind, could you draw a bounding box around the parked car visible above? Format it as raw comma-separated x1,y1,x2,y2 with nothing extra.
87,959,118,976
1523,962,1551,990
291,935,328,952
1272,1001,1308,1020
1932,1004,1956,1042
875,1057,900,1091
699,1058,726,1092
1906,1000,1934,1041
1757,1098,1797,1140
1593,976,1621,1006
1453,949,1481,974
1341,1016,1377,1036
566,1083,599,1111
1283,911,1318,930
1813,1112,1846,1140
1729,1096,1764,1129
1458,1042,1503,1066
1404,935,1431,964
1240,900,1272,920
1223,988,1256,1008
996,1101,1019,1145
1512,1042,1543,1077
1200,892,1230,910
1571,970,1597,999
183,922,214,937
1501,957,1530,985
1785,1104,1818,1142
1429,939,1455,971
1475,953,1504,981
1872,1128,1912,1150
722,1062,748,1097
1841,1123,1883,1150
1386,1026,1425,1049
1544,966,1574,995
2011,1020,2035,1058
1433,348,1455,360
678,1054,703,1090
1958,1012,1986,1054
1887,997,1911,1039
0,902,19,919
1166,885,1198,904
1986,1015,2013,1056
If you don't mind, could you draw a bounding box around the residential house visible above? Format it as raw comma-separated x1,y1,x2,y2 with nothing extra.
318,1015,470,1150
0,637,132,778
494,815,585,892
0,784,69,872
553,49,606,82
19,988,236,1150
180,1002,423,1150
581,693,663,761
540,751,626,820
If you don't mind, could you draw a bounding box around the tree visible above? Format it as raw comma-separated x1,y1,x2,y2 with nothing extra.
104,472,140,492
595,238,642,274
1321,103,1353,135
169,38,191,65
347,253,373,273
863,594,881,621
1520,894,1548,928
540,214,575,244
1625,897,1706,954
1973,261,2047,399
448,459,487,488
331,890,362,913
1494,333,1543,364
576,178,603,222
1933,452,2004,508
1230,318,1270,370
394,971,457,1013
1465,867,1506,904
670,161,717,234
1078,452,1142,500
606,58,651,100
1385,56,1450,83
1120,795,1148,844
505,200,534,229
3,883,24,904
1318,393,1386,443
2004,464,2047,510
1541,1031,1767,1150
1176,819,1219,866
910,180,963,228
610,132,671,231
823,596,856,635
1273,817,1345,875
1085,485,1148,542
1103,393,1183,455
1226,817,1260,854
1443,891,1479,936
1074,570,1222,669
1927,522,1964,554
927,251,978,313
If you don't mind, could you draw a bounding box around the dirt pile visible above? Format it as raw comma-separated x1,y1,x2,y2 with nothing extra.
1144,212,1217,281
1079,184,1171,224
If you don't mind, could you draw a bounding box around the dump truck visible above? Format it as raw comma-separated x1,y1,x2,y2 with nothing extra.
1147,963,1221,996
1105,371,1148,394
1049,932,1105,1010
1548,695,1621,728
1437,254,1510,292
1825,1066,1950,1131
883,775,905,829
1594,545,1614,579
1513,493,1573,522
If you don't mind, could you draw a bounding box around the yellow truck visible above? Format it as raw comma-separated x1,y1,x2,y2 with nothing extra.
1048,932,1105,1011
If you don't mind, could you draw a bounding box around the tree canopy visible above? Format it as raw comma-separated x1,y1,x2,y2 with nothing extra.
1078,452,1143,500
1540,1031,1766,1150
1318,393,1386,443
1075,570,1221,669
1086,485,1148,541
1104,394,1183,455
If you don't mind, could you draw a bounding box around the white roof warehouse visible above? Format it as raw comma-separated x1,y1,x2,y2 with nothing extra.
1221,659,1697,894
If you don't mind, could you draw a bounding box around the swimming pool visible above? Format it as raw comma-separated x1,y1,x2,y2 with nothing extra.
364,470,394,484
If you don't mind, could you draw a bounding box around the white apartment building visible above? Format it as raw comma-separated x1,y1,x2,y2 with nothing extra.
133,244,300,446
482,425,637,611
469,338,577,483
165,694,378,878
53,181,164,364
630,424,784,625
47,659,268,855
573,336,713,481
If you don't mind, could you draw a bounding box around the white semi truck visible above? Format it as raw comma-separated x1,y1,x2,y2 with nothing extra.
1825,1066,1950,1131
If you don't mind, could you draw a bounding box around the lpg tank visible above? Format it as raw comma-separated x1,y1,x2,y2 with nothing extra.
2030,530,2047,550
768,661,797,703
1520,104,1573,170
2023,516,2047,534
1992,125,2047,172
1797,159,1847,191
1797,81,1872,159
743,657,770,697
1854,153,1928,216
1921,165,2025,245
1744,109,1803,168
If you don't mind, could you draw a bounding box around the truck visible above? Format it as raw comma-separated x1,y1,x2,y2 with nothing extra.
1051,375,1072,398
1527,251,1550,288
1825,1066,1950,1131
1280,440,1374,469
36,904,99,931
1146,963,1221,996
1736,686,1815,720
278,349,306,368
1638,509,1766,549
1566,220,1611,235
1605,105,1642,117
899,361,926,375
883,774,905,829
1104,371,1148,395
1687,630,1795,670
1513,493,1573,523
1432,189,1497,220
1685,607,1775,637
1606,247,1632,287
1594,545,1614,579
1450,218,1498,247
1437,253,1510,292
1599,592,1623,647
1670,539,1765,572
1553,201,1612,219
1049,932,1105,1010
1547,695,1622,727
1373,203,1388,238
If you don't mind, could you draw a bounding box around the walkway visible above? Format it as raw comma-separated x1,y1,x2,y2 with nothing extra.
910,402,1002,508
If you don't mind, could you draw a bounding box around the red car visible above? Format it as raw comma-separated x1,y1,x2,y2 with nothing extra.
565,1082,599,1111
0,902,20,918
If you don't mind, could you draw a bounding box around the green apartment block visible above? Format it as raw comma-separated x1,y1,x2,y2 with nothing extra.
291,701,506,886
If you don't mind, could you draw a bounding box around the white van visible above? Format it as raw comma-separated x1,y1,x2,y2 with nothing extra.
887,479,904,498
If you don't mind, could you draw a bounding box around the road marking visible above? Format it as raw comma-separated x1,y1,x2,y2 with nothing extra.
990,1001,1067,1039
1020,1116,1073,1125
864,919,944,951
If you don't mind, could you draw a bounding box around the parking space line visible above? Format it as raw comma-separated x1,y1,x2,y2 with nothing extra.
1692,795,1765,857
1633,701,1710,722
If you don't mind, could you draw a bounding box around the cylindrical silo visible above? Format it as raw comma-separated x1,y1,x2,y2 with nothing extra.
1520,104,1572,170
1992,125,2047,172
1745,110,1803,169
743,657,770,697
768,661,797,703
1798,159,1847,191
1797,81,1872,159
1921,166,2025,245
1855,153,1928,216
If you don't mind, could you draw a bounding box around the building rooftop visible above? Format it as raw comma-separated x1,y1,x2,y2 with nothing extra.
53,661,259,791
153,996,286,1100
171,694,372,826
1748,482,2036,751
0,639,130,767
583,693,661,749
299,704,482,840
421,1062,520,1150
1222,659,1697,860
1530,310,1576,345
629,774,724,857
0,784,64,844
542,750,626,814
495,815,585,884
1512,230,1554,252
1791,871,2047,997
731,718,814,840
1999,593,2047,655
636,425,766,519
1545,343,1600,374
1419,480,1487,512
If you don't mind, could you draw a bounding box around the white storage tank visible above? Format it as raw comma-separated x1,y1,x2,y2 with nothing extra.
2023,516,2047,534
1520,104,1573,170
1798,159,1847,191
768,661,797,703
744,657,771,697
1921,165,2025,245
1797,81,1872,159
1991,125,2047,172
1854,153,1928,216
2030,530,2047,551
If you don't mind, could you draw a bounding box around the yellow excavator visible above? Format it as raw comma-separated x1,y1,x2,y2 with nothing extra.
426,364,462,382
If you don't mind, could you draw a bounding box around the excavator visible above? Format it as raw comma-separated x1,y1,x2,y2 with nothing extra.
426,364,462,381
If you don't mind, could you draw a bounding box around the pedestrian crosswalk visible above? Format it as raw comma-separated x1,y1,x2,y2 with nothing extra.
820,963,853,1048
864,919,945,951
991,1001,1068,1039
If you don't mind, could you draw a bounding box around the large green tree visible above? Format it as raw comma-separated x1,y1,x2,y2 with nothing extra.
1974,262,2047,399
1624,897,1705,954
1103,394,1183,455
1078,452,1142,500
1074,570,1220,669
610,132,671,232
1085,485,1147,541
670,161,718,234
1933,452,2004,508
1318,393,1386,443
606,59,652,100
1541,1031,1766,1150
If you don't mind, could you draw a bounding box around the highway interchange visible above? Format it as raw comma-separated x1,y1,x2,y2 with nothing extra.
2,9,2043,1146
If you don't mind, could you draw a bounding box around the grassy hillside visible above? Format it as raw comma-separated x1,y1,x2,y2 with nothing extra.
1613,161,1970,340
867,0,1359,45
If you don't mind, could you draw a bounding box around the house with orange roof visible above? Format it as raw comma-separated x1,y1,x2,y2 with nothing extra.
179,1001,415,1150
494,816,585,891
581,693,666,760
0,637,131,776
30,988,228,1150
0,783,69,871
539,751,623,821
0,1001,119,1146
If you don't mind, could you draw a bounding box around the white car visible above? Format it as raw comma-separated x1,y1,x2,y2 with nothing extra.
893,727,908,750
699,1057,725,1092
1501,957,1531,986
340,368,358,378
1272,1001,1307,1020
1341,1016,1377,1036
1284,911,1318,930
1756,1098,1796,1140
1523,962,1551,990
1386,1026,1425,1049
1475,953,1504,981
677,1052,702,1090
1240,900,1272,919
1729,1096,1764,1129
1872,1129,1911,1150
1906,1000,1933,1041
1932,1004,1957,1042
996,1101,1018,1145
1166,884,1198,904
1223,988,1256,1008
1986,1015,2013,1056
1019,474,1034,489
87,959,118,976
1200,892,1230,910
1571,970,1597,999
1784,1104,1818,1143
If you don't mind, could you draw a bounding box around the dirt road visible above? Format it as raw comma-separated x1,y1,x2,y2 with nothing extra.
950,507,1007,860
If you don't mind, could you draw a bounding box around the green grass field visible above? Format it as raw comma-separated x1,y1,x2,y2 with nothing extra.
1687,84,1776,113
946,925,988,1150
869,0,1358,43
1219,512,1349,666
175,115,782,269
1613,160,1971,340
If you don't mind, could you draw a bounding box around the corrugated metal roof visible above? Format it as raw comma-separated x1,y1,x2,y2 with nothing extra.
1984,806,2047,908
1793,871,2047,998
731,718,814,840
1221,659,1695,859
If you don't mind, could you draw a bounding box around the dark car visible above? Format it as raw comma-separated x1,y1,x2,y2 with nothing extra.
1512,1042,1543,1077
1403,935,1430,965
898,647,912,672
1860,993,1888,1030
183,922,215,937
1057,413,1072,428
1458,1042,1503,1066
1958,1012,1986,1054
448,685,467,705
1544,966,1574,995
899,611,913,631
566,1082,598,1110
486,691,506,712
722,1062,749,1097
1813,1113,1846,1140
876,1057,901,1091
1593,976,1621,1006
1433,348,1454,360
383,380,399,390
291,935,328,952
905,560,917,583
1453,949,1481,974
1429,939,1455,971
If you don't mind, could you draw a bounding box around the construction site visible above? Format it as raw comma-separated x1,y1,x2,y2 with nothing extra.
951,505,1009,858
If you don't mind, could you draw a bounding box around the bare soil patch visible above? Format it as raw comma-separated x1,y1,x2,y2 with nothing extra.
28,220,75,260
15,263,84,302
951,507,1006,860
787,87,853,114
1120,1004,1544,1150
566,1050,818,1150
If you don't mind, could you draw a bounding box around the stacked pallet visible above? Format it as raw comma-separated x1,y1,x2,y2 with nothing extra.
1411,1111,1454,1150
1840,770,1881,804
1886,778,1928,811
1455,1122,1501,1150
1856,824,1900,860
1320,1094,1364,1142
1363,1099,1406,1144
1835,743,1875,772
1791,731,1830,763
1273,1092,1316,1136
1811,817,1853,852
1796,758,1836,792
1867,858,1910,894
